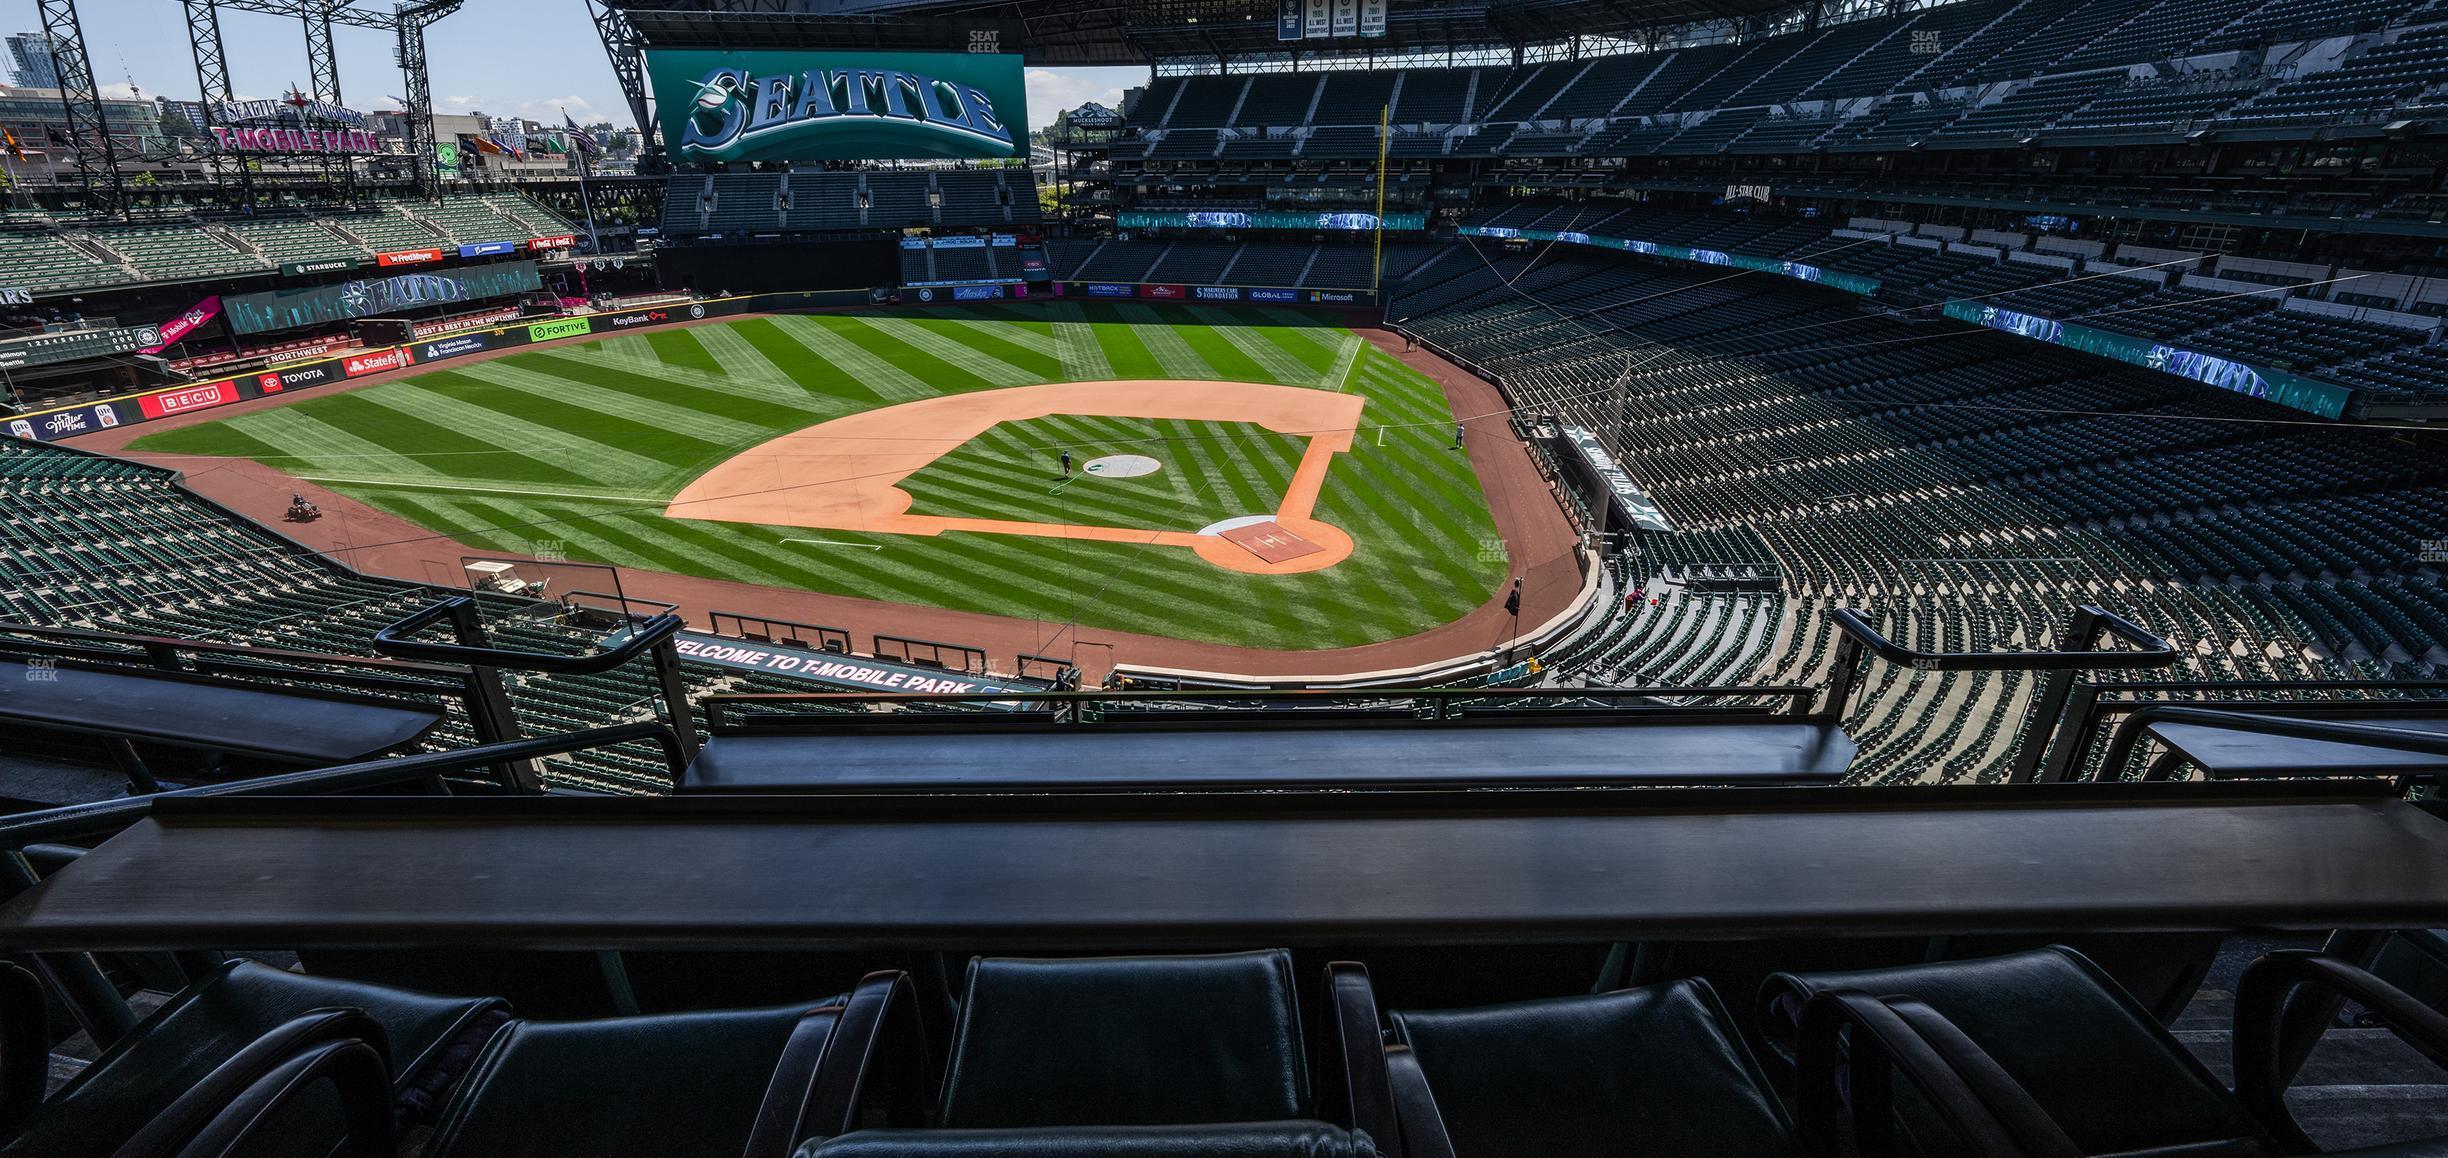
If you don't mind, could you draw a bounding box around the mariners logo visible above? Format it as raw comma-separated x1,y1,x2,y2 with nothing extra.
688,304,706,319
677,64,1014,162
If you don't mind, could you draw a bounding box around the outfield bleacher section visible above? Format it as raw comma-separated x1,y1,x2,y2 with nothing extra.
1112,0,2448,166
0,194,577,297
1388,230,2448,783
1048,239,1398,289
658,169,1042,238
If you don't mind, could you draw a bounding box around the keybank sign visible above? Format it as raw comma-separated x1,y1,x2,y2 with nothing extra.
649,49,1027,162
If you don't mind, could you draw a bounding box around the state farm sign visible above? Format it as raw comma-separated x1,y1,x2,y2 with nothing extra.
136,380,238,420
342,347,413,377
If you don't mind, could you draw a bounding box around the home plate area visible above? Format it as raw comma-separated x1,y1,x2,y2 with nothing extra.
1218,521,1325,565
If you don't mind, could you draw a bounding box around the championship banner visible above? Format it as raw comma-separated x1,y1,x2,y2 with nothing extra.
649,48,1028,162
1278,0,1303,40
143,295,222,353
1359,0,1386,36
1305,0,1330,37
1332,0,1359,37
224,262,544,335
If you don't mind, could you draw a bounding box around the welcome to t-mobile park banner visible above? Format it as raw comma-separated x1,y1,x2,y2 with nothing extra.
674,632,1039,697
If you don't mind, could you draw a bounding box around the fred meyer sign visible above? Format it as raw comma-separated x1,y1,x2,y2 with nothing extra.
650,48,1027,162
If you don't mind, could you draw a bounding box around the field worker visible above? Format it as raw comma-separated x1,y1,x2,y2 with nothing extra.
1453,421,1466,449
1060,449,1073,477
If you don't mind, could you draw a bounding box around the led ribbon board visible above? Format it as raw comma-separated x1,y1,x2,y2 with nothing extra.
649,49,1027,162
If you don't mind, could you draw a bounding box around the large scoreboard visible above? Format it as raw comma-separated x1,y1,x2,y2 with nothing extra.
649,49,1028,163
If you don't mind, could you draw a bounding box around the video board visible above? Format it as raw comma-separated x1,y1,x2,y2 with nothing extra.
649,49,1028,163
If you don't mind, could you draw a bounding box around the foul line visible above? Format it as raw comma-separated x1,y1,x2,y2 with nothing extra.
781,537,884,551
292,475,662,504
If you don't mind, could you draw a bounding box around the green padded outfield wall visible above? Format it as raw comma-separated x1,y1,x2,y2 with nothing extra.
649,49,1028,163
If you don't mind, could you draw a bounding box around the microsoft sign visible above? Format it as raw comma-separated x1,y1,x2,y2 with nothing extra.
649,49,1027,163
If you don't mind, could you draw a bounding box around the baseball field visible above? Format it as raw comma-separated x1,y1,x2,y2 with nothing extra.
129,302,1514,649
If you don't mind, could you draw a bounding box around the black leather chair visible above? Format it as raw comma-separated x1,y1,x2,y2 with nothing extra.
1335,960,1807,1157
421,970,923,1158
814,950,1377,1155
1763,946,2448,1157
1764,946,2265,1157
0,958,505,1158
938,950,1314,1129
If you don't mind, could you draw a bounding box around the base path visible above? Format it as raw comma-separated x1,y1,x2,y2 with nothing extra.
89,323,1585,682
666,379,1365,576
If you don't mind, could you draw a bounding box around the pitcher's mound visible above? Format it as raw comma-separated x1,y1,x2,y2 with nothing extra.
1219,520,1325,565
1082,454,1161,478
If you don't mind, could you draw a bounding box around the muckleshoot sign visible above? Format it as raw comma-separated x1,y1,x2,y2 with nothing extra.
649,49,1027,162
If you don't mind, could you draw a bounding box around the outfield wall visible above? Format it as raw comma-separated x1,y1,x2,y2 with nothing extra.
7,284,1375,445
5,289,866,444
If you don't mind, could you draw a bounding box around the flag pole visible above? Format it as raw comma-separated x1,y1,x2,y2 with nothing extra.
566,107,603,256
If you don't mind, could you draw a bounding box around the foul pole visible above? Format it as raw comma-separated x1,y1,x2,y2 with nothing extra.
1371,101,1390,291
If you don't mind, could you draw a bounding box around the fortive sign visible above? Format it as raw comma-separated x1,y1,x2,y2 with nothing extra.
376,249,443,268
528,317,593,342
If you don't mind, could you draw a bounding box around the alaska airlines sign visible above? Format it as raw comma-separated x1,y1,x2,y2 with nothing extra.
649,49,1027,162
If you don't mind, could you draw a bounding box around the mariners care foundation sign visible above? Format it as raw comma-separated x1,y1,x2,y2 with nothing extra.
649,48,1028,162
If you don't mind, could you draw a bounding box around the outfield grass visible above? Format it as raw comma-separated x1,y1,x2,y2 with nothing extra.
131,303,1510,649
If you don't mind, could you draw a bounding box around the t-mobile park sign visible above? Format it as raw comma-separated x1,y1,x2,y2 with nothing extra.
210,126,381,155
674,632,1029,695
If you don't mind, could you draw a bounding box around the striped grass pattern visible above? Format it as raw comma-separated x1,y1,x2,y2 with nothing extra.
131,304,1511,650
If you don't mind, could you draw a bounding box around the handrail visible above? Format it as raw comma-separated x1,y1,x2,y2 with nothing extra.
0,619,467,679
2096,705,2448,783
0,723,684,850
699,684,1821,728
1828,606,2175,673
370,596,685,676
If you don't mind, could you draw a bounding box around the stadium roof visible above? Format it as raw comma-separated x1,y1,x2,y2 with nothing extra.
610,0,1807,65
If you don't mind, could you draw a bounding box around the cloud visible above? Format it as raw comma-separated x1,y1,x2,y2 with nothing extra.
510,94,596,122
439,94,488,113
98,82,141,100
1024,67,1141,129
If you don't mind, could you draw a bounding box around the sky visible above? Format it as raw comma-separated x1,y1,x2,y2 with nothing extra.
36,0,1143,131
